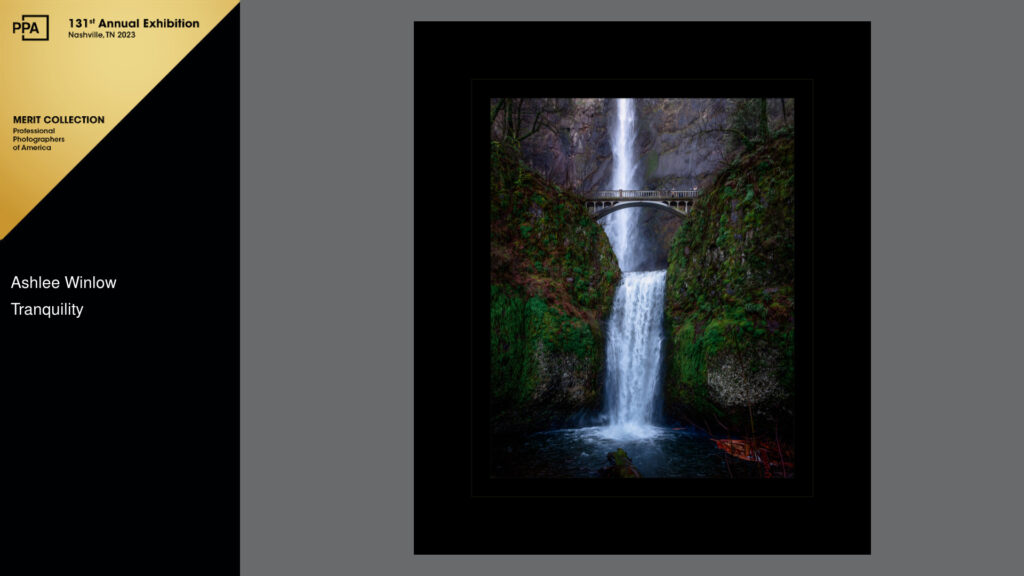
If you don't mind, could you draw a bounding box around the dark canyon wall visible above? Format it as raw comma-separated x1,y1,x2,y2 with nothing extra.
505,98,792,193
489,142,620,434
663,133,796,439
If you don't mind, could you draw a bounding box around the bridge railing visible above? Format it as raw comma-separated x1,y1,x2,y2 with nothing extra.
585,189,700,200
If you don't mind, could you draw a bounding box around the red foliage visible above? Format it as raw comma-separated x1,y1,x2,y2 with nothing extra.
713,438,795,478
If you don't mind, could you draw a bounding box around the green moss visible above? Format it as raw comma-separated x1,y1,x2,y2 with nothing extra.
602,448,642,478
663,134,796,435
489,284,607,424
644,151,660,181
490,284,529,402
489,141,620,432
491,142,619,316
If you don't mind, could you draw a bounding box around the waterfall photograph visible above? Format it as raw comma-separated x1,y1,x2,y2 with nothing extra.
489,98,796,479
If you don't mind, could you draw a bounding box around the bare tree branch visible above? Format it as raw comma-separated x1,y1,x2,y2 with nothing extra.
492,98,561,146
490,98,506,127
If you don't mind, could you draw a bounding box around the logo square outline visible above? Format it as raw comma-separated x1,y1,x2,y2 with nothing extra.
21,14,48,41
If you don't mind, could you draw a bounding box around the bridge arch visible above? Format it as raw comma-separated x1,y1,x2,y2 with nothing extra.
590,200,690,220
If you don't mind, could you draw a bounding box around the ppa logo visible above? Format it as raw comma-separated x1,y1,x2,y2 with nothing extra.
13,15,48,41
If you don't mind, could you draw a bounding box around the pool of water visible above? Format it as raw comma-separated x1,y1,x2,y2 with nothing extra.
491,425,763,478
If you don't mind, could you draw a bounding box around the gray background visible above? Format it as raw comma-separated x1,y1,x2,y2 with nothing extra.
241,1,1023,574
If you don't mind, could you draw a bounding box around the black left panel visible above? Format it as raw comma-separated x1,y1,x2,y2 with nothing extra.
3,6,239,573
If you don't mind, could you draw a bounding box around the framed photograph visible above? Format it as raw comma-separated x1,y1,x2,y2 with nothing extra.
415,21,869,554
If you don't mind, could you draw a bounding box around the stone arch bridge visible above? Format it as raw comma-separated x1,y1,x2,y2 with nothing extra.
583,190,701,219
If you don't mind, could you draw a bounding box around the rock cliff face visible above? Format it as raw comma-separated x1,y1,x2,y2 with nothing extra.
663,133,796,439
489,142,620,434
516,98,613,193
634,98,729,191
509,98,791,193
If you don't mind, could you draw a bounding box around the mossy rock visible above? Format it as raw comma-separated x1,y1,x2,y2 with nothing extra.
662,134,796,440
599,448,642,478
489,141,620,434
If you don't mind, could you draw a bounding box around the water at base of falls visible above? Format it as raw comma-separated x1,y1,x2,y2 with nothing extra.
490,425,764,478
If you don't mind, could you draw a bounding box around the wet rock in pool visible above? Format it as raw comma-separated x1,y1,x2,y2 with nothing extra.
599,448,642,478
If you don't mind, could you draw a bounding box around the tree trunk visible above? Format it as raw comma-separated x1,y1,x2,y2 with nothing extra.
759,98,770,143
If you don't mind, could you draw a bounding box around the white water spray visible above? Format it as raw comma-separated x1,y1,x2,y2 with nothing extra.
603,269,666,437
598,99,668,440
